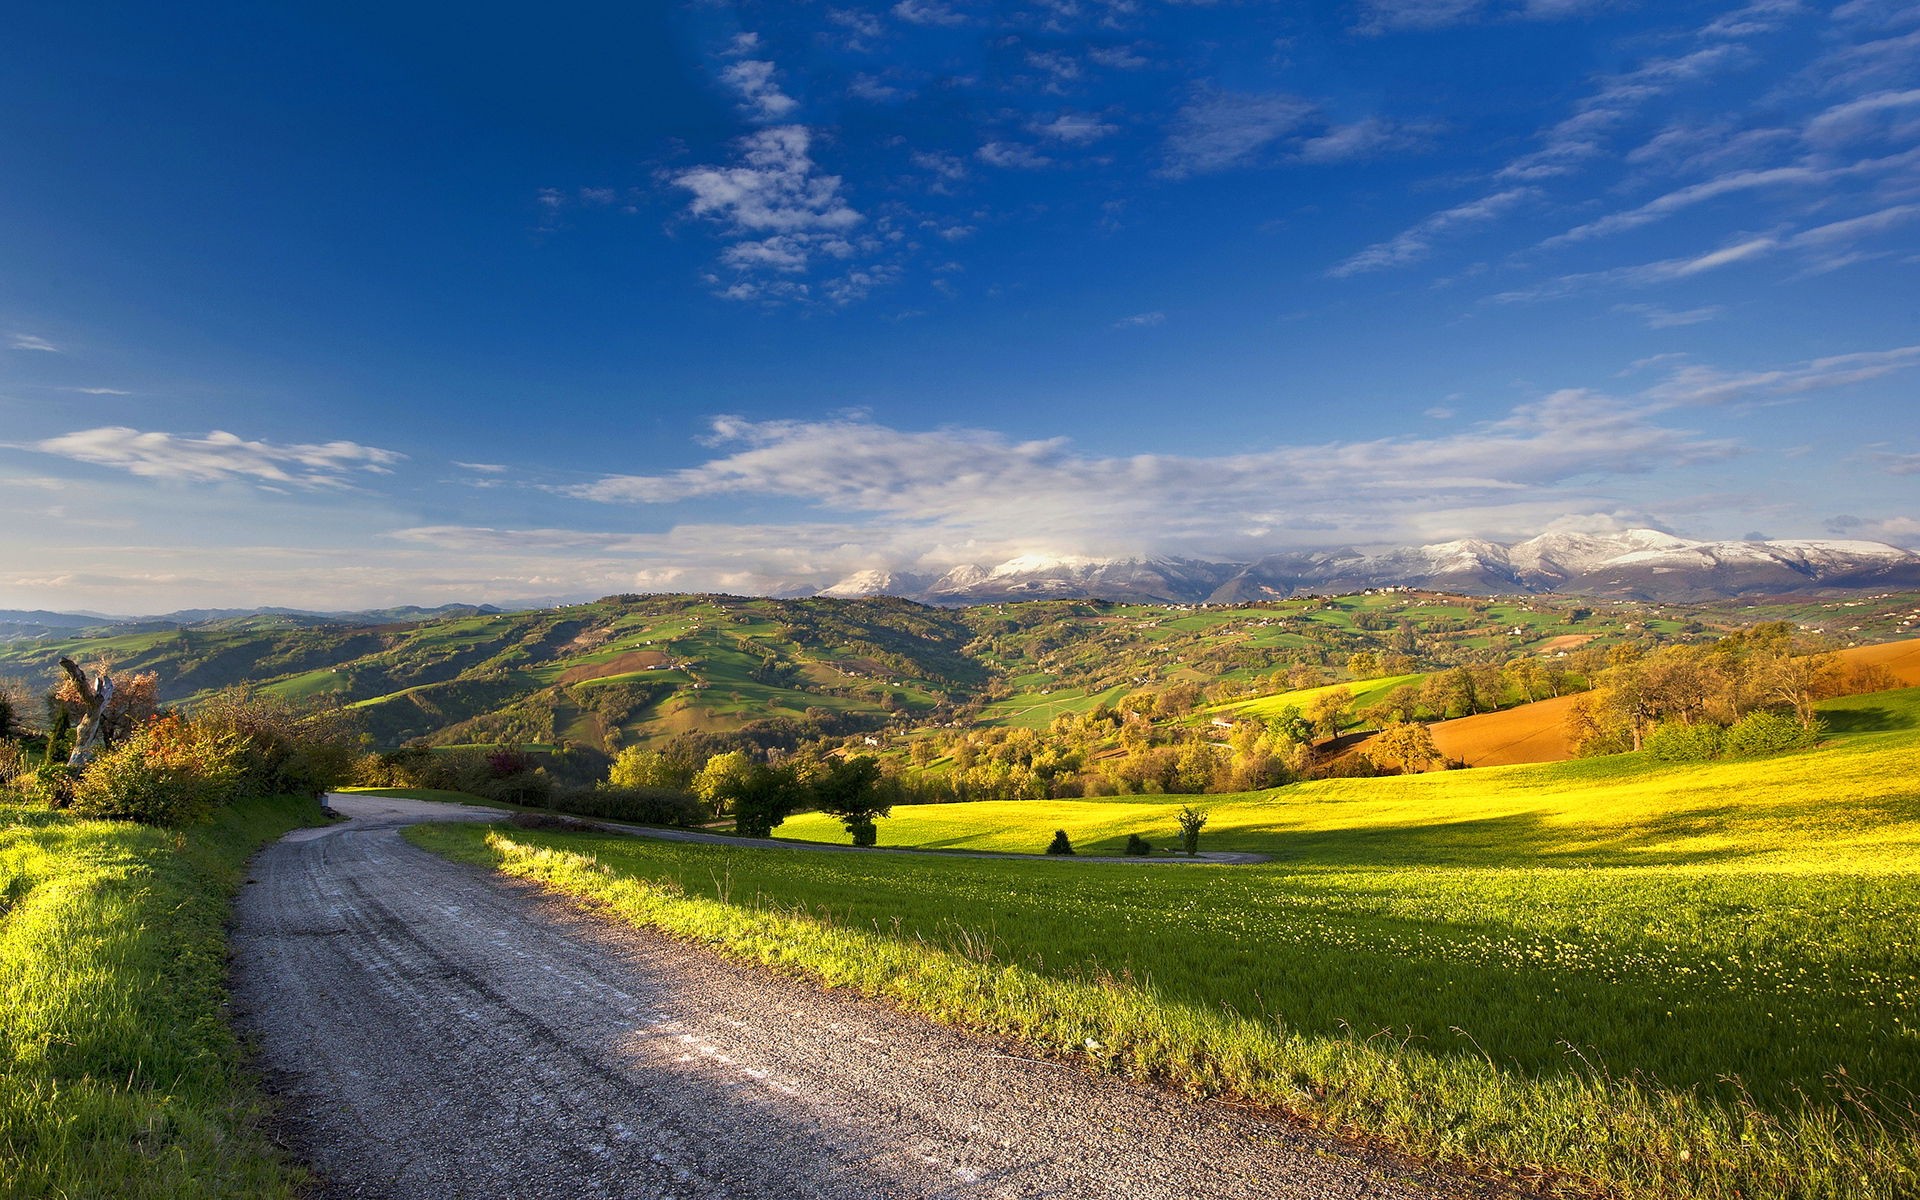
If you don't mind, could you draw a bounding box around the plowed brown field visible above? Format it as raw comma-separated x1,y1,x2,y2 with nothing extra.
1415,637,1920,769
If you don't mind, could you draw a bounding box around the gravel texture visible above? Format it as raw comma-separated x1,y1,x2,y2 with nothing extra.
230,795,1496,1199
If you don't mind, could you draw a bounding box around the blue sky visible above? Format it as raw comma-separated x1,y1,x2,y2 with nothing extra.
1,0,1916,611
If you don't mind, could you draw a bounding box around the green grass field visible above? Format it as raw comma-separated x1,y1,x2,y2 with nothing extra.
0,793,325,1200
413,687,1920,1199
1215,671,1426,723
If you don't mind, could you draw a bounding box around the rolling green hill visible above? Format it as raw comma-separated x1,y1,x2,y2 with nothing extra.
4,588,1915,757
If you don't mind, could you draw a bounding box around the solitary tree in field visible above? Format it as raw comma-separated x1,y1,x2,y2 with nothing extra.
1176,804,1207,857
1368,720,1441,774
814,755,888,846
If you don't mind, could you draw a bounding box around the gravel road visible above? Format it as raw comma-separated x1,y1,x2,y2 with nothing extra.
230,794,1494,1200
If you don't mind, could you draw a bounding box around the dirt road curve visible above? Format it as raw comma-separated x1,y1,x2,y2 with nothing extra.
230,795,1486,1200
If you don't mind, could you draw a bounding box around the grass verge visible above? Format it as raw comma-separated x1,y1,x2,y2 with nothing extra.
0,793,325,1200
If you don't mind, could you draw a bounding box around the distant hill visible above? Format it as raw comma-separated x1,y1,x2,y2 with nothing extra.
0,603,509,641
5,588,1918,754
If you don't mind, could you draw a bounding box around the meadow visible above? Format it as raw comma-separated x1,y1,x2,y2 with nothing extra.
412,686,1920,1199
0,794,323,1200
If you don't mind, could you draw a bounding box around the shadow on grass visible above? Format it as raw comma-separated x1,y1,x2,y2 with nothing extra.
1821,706,1905,734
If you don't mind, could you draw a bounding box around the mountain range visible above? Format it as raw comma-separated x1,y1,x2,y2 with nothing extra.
819,530,1920,606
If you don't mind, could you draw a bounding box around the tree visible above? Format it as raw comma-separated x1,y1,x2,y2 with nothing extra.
1046,829,1075,856
1176,805,1207,857
609,747,693,791
54,658,158,767
1753,650,1845,728
1304,687,1353,743
814,755,888,846
732,762,805,838
1368,720,1440,774
692,750,756,817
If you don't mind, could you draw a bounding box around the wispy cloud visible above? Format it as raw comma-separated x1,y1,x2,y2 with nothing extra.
28,427,406,489
1296,117,1436,163
7,332,59,353
892,0,968,27
1637,345,1920,407
1030,113,1119,144
720,60,799,122
977,141,1053,169
1328,187,1538,277
1162,91,1315,176
1112,311,1165,328
1498,204,1920,300
1353,0,1623,36
1613,303,1724,328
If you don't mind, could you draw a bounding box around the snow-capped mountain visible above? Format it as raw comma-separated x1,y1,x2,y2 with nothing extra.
815,531,1920,606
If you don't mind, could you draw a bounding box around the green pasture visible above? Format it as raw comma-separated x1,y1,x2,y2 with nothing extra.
260,667,350,700
1217,671,1425,723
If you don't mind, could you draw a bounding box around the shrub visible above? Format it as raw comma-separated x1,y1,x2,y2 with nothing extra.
548,783,702,827
1176,805,1207,857
192,688,361,799
1124,833,1152,857
1725,710,1823,757
1046,829,1075,856
848,817,878,847
21,762,76,809
0,740,24,787
469,767,554,808
68,717,241,826
1646,721,1726,763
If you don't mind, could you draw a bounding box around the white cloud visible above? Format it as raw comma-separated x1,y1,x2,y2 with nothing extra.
29,427,406,489
7,332,59,352
1112,311,1165,328
1803,88,1920,147
1163,91,1316,176
1498,44,1751,180
1542,165,1831,247
1328,187,1538,277
1613,303,1724,328
977,141,1053,169
893,0,967,26
1030,113,1119,144
1087,45,1149,70
1353,0,1483,34
674,127,860,236
721,59,799,121
1353,0,1622,35
672,126,872,296
1296,117,1434,163
554,393,1736,568
1638,345,1920,407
